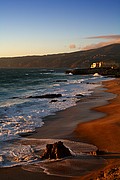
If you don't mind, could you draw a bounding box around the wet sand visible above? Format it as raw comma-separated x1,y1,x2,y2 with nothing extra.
0,78,120,179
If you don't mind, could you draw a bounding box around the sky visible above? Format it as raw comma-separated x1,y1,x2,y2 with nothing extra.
0,0,120,57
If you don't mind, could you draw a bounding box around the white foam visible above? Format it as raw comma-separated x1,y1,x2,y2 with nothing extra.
0,74,113,143
0,138,97,168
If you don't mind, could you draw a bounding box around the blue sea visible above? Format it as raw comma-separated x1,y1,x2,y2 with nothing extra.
0,68,111,168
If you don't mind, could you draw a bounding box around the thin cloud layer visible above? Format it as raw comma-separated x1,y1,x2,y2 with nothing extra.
86,35,120,39
83,34,120,50
69,44,76,49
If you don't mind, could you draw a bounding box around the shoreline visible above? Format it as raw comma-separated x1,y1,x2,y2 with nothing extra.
28,81,115,140
75,78,120,152
0,78,119,179
74,78,120,179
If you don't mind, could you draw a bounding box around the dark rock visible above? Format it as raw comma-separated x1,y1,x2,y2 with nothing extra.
55,80,67,82
108,167,119,175
76,94,84,97
62,99,66,102
98,171,106,178
41,141,72,160
12,96,19,99
66,67,120,77
18,131,36,137
28,94,62,99
96,149,107,155
41,144,53,159
96,166,120,179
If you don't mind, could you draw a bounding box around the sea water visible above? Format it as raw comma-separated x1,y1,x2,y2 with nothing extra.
0,68,111,168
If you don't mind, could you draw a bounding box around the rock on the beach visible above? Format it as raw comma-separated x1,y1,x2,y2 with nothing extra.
90,149,107,156
41,141,72,160
96,166,120,180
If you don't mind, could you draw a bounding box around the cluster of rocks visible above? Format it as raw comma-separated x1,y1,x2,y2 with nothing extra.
94,166,120,180
41,141,72,160
27,93,62,99
12,93,62,99
66,67,120,77
40,142,107,161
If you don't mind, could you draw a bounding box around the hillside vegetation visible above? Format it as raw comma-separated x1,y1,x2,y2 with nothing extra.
0,43,120,68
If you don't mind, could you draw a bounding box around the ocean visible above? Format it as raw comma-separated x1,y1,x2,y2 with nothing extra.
0,68,111,168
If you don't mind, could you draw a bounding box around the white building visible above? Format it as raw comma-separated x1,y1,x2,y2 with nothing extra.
91,62,103,68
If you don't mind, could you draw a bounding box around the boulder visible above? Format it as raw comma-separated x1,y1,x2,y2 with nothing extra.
41,141,71,160
50,99,58,103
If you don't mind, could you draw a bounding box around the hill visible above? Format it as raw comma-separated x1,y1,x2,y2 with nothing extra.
0,43,120,68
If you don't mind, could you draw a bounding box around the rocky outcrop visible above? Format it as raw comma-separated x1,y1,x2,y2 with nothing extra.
12,94,62,99
41,141,72,160
28,94,62,99
66,67,120,77
94,166,120,180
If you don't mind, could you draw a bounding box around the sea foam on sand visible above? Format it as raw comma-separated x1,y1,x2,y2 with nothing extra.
21,139,106,177
0,138,106,177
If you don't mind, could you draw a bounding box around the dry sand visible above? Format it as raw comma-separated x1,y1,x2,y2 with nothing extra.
74,78,120,179
75,78,120,152
0,78,120,180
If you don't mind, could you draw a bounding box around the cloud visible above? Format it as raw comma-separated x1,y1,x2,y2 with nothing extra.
69,44,76,49
86,34,120,39
83,34,120,50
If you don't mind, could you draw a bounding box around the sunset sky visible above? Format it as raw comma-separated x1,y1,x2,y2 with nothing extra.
0,0,120,57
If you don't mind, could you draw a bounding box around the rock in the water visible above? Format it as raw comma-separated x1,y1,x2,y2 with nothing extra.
50,99,58,103
55,80,67,82
28,94,62,99
75,94,84,97
41,141,71,160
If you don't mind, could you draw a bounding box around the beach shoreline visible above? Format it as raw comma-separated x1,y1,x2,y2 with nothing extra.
28,81,115,140
74,78,120,179
0,78,120,179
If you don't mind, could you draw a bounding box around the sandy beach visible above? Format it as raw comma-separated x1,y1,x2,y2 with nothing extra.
0,78,120,180
74,78,120,179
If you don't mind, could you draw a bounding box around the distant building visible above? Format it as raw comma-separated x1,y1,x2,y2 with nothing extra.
91,62,103,68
